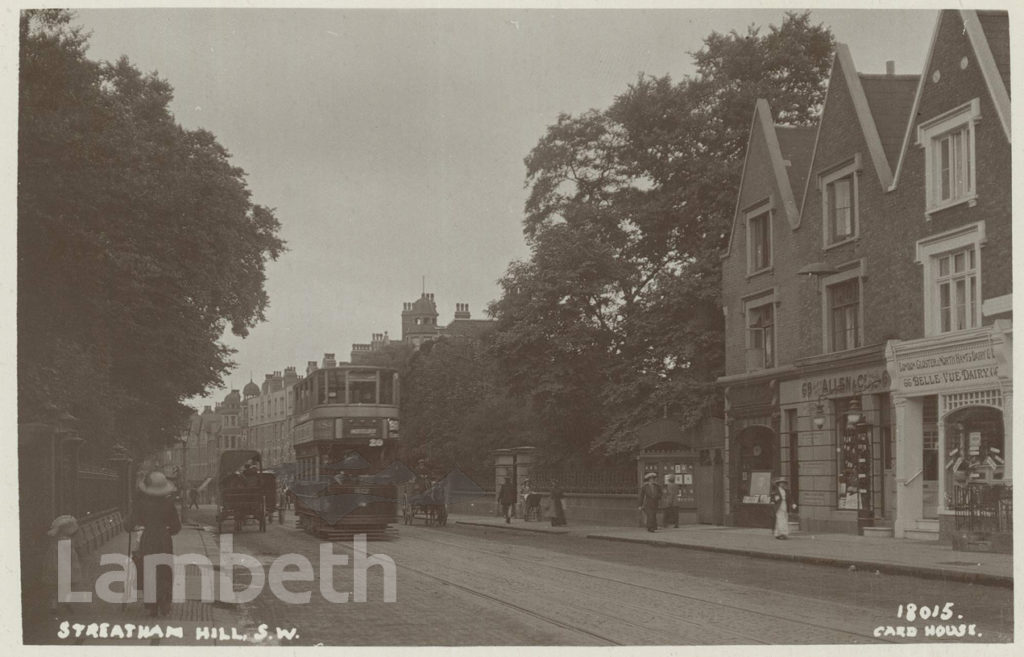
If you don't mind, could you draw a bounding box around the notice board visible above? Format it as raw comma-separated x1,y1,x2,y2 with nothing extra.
749,471,772,498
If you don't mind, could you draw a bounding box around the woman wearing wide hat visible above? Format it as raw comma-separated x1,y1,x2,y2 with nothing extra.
770,477,792,540
129,471,182,616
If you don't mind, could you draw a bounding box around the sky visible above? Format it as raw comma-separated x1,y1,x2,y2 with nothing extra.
57,4,948,408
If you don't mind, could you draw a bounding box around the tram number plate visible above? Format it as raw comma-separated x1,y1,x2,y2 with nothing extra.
368,438,384,447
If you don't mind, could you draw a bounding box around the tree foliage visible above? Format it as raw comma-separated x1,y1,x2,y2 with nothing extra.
490,12,833,458
386,337,540,473
18,10,285,453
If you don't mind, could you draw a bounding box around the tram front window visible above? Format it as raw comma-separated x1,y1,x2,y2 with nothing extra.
351,379,376,404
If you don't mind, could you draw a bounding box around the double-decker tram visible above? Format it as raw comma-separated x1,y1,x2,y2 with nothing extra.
290,365,403,539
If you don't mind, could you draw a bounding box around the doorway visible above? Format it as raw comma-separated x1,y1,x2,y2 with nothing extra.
732,425,777,528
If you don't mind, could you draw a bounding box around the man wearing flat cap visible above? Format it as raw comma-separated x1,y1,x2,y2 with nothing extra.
638,472,662,532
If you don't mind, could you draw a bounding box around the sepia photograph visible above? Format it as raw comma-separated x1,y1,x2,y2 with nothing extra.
10,2,1017,650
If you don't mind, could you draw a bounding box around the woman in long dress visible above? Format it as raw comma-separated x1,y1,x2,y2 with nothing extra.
130,471,182,616
771,478,790,539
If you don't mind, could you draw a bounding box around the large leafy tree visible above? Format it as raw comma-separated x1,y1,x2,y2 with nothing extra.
18,10,285,453
490,12,833,457
398,336,541,473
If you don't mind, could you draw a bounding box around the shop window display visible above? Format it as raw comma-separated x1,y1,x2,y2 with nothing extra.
944,406,1005,508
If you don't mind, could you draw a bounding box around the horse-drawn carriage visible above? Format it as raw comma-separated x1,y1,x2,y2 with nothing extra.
215,450,277,534
401,476,448,526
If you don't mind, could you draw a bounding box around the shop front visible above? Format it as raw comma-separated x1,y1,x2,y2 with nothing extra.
723,379,782,527
780,353,893,535
885,322,1012,544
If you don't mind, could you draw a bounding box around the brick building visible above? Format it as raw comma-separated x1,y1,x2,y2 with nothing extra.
719,10,1010,541
242,366,300,469
401,292,494,347
881,10,1011,542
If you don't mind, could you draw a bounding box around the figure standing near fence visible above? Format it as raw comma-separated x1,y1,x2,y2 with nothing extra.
639,472,662,532
549,479,567,526
518,478,531,519
41,515,82,614
498,477,517,523
661,478,680,528
130,471,182,617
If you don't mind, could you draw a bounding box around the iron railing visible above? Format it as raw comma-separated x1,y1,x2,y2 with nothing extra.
952,483,1012,533
76,463,123,518
528,467,638,494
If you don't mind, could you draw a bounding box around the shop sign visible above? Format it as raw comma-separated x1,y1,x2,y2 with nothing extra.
726,382,774,409
891,345,999,394
800,368,890,400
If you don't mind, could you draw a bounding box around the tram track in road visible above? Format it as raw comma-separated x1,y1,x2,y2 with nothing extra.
218,515,622,645
232,518,884,645
321,529,625,645
399,529,898,645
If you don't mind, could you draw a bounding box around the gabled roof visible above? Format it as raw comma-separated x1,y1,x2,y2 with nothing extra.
859,73,919,169
977,11,1010,93
795,43,903,222
835,43,897,190
775,125,817,210
890,10,1011,189
722,98,808,257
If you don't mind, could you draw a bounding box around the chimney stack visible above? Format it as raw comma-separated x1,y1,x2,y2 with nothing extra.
307,360,318,375
886,60,895,76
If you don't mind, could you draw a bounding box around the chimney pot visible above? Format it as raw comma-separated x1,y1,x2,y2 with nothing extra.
886,60,895,76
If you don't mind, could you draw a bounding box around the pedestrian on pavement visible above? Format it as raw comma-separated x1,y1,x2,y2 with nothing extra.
549,479,567,526
518,478,531,520
771,477,793,540
639,472,662,532
661,478,680,529
498,477,517,523
129,471,182,617
41,515,82,615
188,487,199,510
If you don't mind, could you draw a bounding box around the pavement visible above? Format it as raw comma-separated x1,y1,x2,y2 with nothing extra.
450,513,1014,587
29,505,262,646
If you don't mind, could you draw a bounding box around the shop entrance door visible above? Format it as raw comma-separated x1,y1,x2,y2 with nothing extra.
733,426,777,528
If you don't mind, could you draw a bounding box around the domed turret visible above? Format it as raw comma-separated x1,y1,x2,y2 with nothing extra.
402,292,440,344
243,379,260,398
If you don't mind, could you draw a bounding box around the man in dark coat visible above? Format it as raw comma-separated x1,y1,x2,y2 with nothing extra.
638,472,662,532
497,478,517,523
